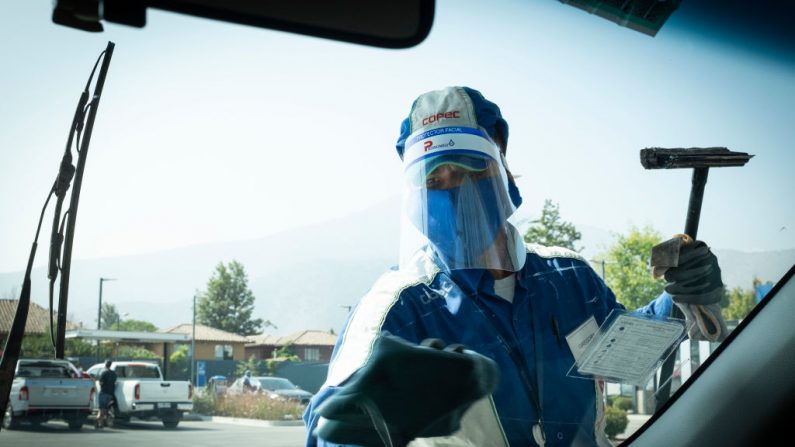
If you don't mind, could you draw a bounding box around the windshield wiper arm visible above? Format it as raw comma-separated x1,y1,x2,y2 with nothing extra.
0,41,115,431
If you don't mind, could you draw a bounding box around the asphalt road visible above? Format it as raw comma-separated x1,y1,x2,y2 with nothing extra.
0,418,308,447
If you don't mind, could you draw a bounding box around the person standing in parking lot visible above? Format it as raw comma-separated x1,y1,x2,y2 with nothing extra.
97,359,117,429
303,86,727,446
242,370,257,393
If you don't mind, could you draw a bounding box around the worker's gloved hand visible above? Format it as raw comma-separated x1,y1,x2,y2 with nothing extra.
662,237,724,306
314,334,499,447
675,302,729,342
657,235,727,341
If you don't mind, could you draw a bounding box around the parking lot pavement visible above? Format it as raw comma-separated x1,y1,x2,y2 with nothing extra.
614,413,653,442
0,418,308,447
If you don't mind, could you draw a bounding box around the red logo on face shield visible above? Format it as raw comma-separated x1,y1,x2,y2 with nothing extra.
424,141,433,151
421,111,461,126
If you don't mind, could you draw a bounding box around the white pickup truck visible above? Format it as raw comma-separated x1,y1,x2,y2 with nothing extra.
4,359,96,430
87,361,193,428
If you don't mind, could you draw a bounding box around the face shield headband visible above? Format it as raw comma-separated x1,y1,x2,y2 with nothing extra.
399,127,525,273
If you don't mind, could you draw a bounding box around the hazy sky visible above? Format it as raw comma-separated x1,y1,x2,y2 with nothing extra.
1,0,793,273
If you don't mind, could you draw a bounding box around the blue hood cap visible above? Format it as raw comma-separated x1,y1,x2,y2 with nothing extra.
395,86,509,159
395,86,520,207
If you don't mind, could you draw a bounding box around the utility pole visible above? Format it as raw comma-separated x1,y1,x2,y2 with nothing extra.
96,277,116,361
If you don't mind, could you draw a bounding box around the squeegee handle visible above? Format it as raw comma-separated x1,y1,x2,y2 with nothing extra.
655,166,709,411
684,167,709,240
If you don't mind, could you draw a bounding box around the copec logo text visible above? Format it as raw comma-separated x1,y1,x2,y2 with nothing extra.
421,110,460,126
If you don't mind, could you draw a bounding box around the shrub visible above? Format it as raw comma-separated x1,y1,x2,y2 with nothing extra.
193,393,304,421
117,346,159,359
193,393,216,416
169,345,189,378
612,395,634,412
604,406,629,440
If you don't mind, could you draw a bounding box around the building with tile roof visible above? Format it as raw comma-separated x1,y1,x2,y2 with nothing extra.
0,299,80,358
246,329,337,362
0,299,78,338
150,323,252,361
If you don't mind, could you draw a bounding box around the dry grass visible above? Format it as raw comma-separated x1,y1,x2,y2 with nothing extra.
194,393,305,420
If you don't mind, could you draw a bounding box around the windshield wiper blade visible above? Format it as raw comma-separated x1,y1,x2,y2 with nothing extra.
54,41,115,358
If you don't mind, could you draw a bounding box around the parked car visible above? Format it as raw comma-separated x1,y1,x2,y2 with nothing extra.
207,375,228,397
86,361,193,428
65,357,92,379
3,359,95,430
228,376,313,404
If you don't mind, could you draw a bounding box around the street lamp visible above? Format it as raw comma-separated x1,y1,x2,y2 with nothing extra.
97,277,117,360
191,294,196,386
590,259,606,280
589,258,617,282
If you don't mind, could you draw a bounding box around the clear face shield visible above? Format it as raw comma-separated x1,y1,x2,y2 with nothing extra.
399,127,526,272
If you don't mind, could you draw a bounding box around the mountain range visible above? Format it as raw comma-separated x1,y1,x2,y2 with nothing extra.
1,198,792,336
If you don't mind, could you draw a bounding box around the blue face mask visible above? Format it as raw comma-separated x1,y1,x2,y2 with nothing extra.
410,177,512,266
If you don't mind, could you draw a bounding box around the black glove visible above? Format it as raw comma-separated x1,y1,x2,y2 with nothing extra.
659,237,727,341
663,239,724,305
315,334,499,447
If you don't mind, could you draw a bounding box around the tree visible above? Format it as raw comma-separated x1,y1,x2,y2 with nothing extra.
237,355,266,377
272,344,299,360
169,345,189,364
169,345,189,379
111,319,158,332
15,326,94,358
600,226,665,311
117,346,159,359
523,199,582,251
20,334,53,358
65,338,96,357
266,345,301,375
723,286,756,321
197,260,263,336
100,302,121,329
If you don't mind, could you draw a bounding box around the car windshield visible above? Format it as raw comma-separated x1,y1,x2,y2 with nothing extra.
17,363,73,378
257,378,298,391
0,1,792,446
116,365,161,379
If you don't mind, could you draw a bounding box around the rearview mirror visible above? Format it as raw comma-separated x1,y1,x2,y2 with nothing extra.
52,0,435,49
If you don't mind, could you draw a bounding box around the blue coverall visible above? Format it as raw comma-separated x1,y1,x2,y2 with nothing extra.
304,244,671,446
